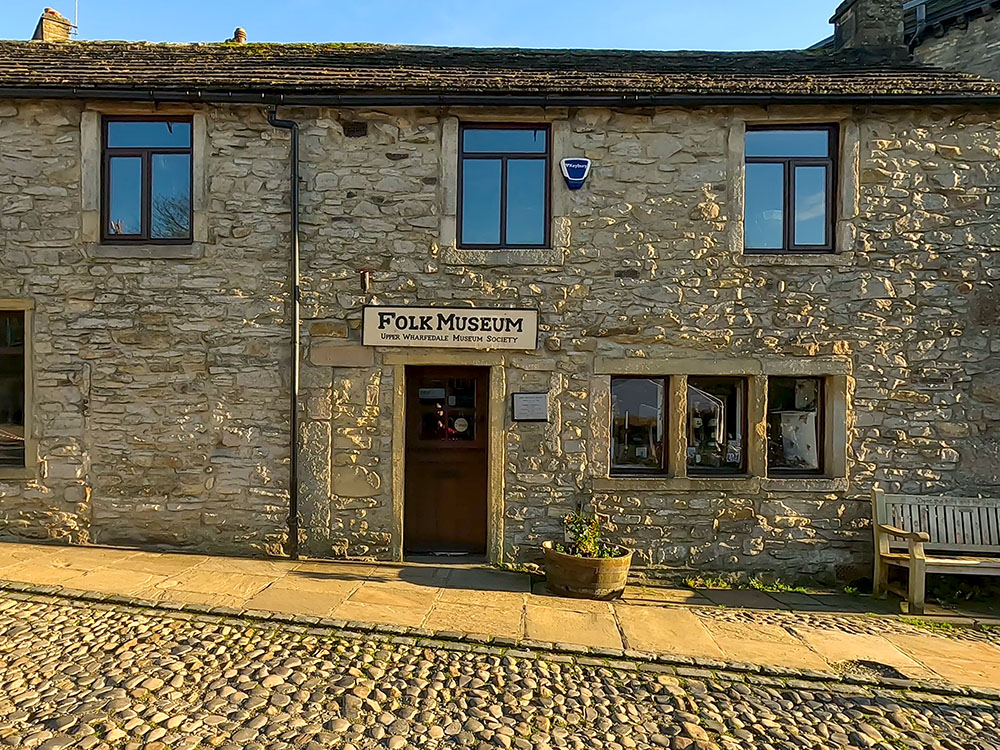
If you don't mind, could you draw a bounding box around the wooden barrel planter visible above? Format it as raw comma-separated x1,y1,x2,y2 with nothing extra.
542,540,633,600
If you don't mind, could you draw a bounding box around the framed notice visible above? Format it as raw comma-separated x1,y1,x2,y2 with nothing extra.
512,392,549,422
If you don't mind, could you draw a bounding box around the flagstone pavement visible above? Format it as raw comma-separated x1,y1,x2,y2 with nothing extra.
2,540,999,690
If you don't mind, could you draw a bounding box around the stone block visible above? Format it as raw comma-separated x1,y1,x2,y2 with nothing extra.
332,465,381,498
310,341,374,368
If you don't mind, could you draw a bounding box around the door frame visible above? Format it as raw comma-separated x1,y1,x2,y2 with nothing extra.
388,351,506,564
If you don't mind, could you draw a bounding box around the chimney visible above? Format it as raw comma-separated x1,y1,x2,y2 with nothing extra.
229,27,248,44
830,0,905,50
31,7,74,42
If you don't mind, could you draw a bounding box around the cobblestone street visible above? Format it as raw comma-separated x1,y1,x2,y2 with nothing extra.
1,593,998,750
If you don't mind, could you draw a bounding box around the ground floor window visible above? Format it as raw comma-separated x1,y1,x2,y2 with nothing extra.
687,376,747,475
0,310,26,468
767,376,823,475
604,369,841,482
611,377,666,475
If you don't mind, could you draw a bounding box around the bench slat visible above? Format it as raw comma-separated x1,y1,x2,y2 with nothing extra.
880,493,1000,553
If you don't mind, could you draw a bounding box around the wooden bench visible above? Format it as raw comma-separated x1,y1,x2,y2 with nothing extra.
872,487,1000,614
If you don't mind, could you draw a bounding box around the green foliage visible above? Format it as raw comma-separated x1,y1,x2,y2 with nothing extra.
843,585,860,596
747,577,810,594
683,574,735,590
899,617,955,633
556,513,625,559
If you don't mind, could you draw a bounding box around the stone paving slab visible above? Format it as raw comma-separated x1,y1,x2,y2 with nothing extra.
887,632,1000,689
794,627,939,681
2,540,1000,691
616,604,724,658
524,604,623,649
703,620,832,672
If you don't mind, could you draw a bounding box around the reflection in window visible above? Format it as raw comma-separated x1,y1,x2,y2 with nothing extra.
459,125,549,248
768,377,823,474
687,377,746,474
745,163,783,250
418,379,475,441
611,377,666,474
744,125,836,253
0,311,25,467
103,117,192,243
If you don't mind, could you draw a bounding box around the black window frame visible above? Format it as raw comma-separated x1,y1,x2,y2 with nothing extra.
744,124,839,254
686,375,749,477
101,115,194,245
610,375,669,477
0,309,27,469
457,123,552,250
766,376,826,477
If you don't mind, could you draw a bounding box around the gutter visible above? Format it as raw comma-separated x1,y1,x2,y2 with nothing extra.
266,105,301,561
3,87,1000,107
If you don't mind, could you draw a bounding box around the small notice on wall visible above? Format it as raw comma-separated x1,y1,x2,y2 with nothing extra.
512,392,549,422
362,306,538,350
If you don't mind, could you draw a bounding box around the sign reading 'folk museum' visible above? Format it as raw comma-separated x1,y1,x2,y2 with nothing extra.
362,306,538,350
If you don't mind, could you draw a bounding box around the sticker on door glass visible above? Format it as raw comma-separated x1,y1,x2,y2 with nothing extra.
453,417,469,433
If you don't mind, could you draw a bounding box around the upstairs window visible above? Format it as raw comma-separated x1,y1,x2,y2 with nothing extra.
102,117,193,243
459,124,550,249
745,125,837,253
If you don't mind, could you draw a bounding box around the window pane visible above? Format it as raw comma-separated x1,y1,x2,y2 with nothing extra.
768,377,822,473
745,163,784,250
612,378,665,472
463,128,547,154
505,159,546,245
151,153,191,239
0,311,25,467
794,166,828,246
461,159,502,245
746,129,829,158
108,156,143,236
107,120,191,148
687,377,746,474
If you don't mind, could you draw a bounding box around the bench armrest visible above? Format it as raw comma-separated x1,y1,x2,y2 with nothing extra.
877,524,930,543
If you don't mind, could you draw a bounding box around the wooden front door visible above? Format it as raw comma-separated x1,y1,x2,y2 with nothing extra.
404,366,489,554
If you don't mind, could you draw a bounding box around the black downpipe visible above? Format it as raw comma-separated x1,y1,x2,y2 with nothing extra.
267,106,301,560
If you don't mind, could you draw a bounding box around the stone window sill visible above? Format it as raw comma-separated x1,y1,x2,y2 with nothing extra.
441,246,565,267
594,476,759,493
593,475,848,493
85,243,204,260
762,476,848,493
0,466,36,481
737,252,855,267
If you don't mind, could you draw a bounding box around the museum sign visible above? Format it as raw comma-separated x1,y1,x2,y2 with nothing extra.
362,306,538,350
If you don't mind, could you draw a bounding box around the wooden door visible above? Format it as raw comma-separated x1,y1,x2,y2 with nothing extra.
404,366,489,554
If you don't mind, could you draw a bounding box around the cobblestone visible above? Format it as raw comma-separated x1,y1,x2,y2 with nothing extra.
1,593,998,749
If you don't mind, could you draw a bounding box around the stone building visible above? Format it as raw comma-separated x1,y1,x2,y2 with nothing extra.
1,0,1000,582
817,0,1000,77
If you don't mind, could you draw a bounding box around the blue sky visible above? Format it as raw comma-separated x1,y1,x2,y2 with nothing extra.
3,1,837,50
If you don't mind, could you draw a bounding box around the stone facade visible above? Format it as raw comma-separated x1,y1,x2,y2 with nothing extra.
914,12,1000,78
2,97,1000,582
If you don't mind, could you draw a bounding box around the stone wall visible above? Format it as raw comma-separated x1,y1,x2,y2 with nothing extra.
914,13,1000,78
2,98,1000,582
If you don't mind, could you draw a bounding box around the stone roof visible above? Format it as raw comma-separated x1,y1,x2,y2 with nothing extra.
1,41,999,103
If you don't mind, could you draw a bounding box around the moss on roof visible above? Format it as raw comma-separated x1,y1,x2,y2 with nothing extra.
0,40,997,100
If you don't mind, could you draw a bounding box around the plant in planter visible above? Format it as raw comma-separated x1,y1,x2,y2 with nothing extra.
542,512,633,600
